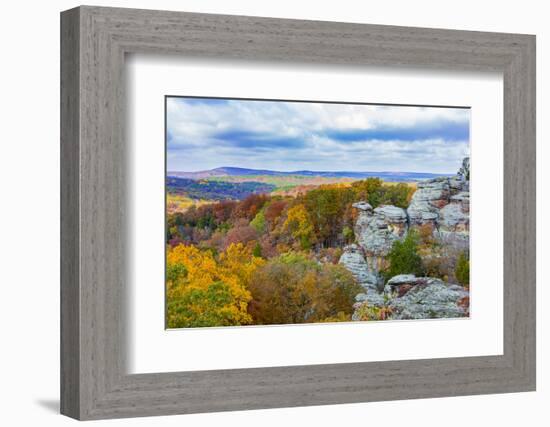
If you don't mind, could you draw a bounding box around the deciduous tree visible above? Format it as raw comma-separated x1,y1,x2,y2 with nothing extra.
283,204,315,250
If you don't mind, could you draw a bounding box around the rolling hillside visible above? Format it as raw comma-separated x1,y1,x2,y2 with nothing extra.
168,167,452,183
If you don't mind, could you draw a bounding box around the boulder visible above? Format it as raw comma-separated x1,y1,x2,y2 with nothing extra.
352,201,373,212
386,277,469,319
385,274,430,298
352,274,469,321
354,204,408,257
386,274,428,286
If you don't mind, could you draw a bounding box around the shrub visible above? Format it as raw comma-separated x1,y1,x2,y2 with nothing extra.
342,225,354,243
422,256,446,280
383,231,424,280
455,251,470,286
354,302,393,321
417,223,435,246
319,247,343,265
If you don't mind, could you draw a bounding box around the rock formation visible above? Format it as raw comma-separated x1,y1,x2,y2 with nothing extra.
339,244,385,307
407,157,470,236
353,202,408,266
385,275,469,319
338,243,377,285
339,157,471,321
351,158,470,256
351,274,469,320
440,191,470,230
407,177,451,227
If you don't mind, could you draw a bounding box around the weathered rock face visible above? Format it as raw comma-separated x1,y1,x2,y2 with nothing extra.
436,176,470,250
338,244,378,286
407,158,470,248
353,203,408,258
352,274,469,320
384,276,469,320
354,290,385,309
339,244,384,309
407,177,451,226
439,192,469,230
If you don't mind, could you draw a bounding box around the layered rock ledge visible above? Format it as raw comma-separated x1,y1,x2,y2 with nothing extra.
352,274,469,320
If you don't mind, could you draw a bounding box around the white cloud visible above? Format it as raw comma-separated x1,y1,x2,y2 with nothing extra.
166,97,469,173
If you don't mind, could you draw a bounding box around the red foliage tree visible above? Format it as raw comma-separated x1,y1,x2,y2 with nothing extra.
231,194,269,221
223,225,258,249
264,199,287,228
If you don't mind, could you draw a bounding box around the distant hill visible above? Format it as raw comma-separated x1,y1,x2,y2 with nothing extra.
167,177,276,201
168,167,453,183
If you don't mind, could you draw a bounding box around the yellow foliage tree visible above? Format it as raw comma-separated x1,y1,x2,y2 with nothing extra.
166,243,265,328
283,204,315,250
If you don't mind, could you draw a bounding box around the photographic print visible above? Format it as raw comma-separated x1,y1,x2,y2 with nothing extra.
166,97,470,329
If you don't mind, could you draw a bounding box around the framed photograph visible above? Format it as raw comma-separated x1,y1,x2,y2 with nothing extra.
61,6,536,420
164,96,471,329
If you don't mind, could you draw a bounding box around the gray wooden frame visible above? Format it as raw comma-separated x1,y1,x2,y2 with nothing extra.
60,5,536,420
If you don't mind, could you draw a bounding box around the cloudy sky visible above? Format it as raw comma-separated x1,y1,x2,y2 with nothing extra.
166,97,470,174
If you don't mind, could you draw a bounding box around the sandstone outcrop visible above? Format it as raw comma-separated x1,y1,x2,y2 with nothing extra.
352,274,469,320
384,276,469,319
353,203,408,258
339,244,384,308
439,192,469,232
407,157,470,233
407,159,470,251
338,244,378,286
346,158,470,256
338,157,471,320
407,177,451,226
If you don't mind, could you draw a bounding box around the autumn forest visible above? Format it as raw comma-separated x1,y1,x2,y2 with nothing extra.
165,97,471,328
